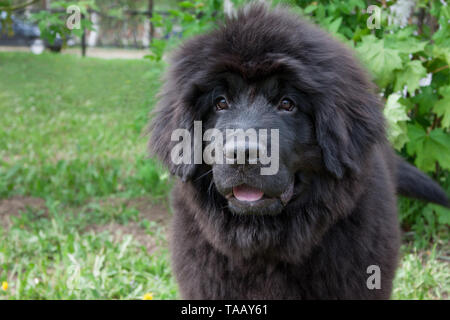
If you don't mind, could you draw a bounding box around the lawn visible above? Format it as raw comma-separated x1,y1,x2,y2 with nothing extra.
0,52,448,299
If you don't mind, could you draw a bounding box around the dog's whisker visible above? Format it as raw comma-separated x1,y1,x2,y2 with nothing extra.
195,169,213,181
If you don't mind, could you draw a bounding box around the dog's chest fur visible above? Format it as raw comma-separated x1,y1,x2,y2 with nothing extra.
169,172,400,300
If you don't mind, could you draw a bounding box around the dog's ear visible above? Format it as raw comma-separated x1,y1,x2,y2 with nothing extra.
314,95,385,179
148,92,198,182
148,44,212,182
315,105,348,179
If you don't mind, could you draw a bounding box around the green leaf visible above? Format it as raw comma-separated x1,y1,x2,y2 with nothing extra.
432,45,450,65
406,125,450,172
303,4,317,14
356,35,403,87
384,93,410,150
182,13,195,23
433,85,450,129
168,9,182,17
178,1,195,8
428,204,450,225
327,17,342,34
432,17,450,45
394,60,427,95
385,32,427,54
411,86,438,116
71,28,83,38
432,17,450,64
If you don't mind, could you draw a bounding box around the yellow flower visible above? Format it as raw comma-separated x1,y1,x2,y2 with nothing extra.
1,281,7,291
143,293,153,300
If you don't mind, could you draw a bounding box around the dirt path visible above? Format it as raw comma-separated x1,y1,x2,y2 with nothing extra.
0,195,171,253
0,196,47,229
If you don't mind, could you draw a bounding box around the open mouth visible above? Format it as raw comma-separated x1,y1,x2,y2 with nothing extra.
232,184,265,202
224,182,294,215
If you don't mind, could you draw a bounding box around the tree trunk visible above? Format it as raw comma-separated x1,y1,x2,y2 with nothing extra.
81,14,86,57
148,0,154,45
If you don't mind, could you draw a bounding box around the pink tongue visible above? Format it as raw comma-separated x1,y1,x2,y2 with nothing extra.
233,185,264,202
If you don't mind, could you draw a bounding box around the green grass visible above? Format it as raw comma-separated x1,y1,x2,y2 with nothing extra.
393,245,449,300
0,52,170,204
0,52,175,299
0,52,448,300
0,199,177,299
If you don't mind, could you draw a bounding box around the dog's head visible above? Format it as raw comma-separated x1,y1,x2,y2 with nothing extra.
149,4,385,216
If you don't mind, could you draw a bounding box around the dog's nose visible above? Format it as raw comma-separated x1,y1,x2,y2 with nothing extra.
224,139,264,164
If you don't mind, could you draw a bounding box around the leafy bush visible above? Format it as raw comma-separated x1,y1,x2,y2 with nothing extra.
288,0,450,245
147,0,223,61
151,0,449,244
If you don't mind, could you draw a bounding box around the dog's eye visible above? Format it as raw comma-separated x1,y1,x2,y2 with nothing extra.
278,98,295,112
215,97,229,111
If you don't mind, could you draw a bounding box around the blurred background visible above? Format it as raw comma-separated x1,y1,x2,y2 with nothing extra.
0,0,448,299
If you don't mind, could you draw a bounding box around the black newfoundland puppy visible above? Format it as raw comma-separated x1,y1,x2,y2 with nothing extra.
149,4,449,299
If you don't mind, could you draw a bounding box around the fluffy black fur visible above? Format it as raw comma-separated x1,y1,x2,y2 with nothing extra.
149,3,449,299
